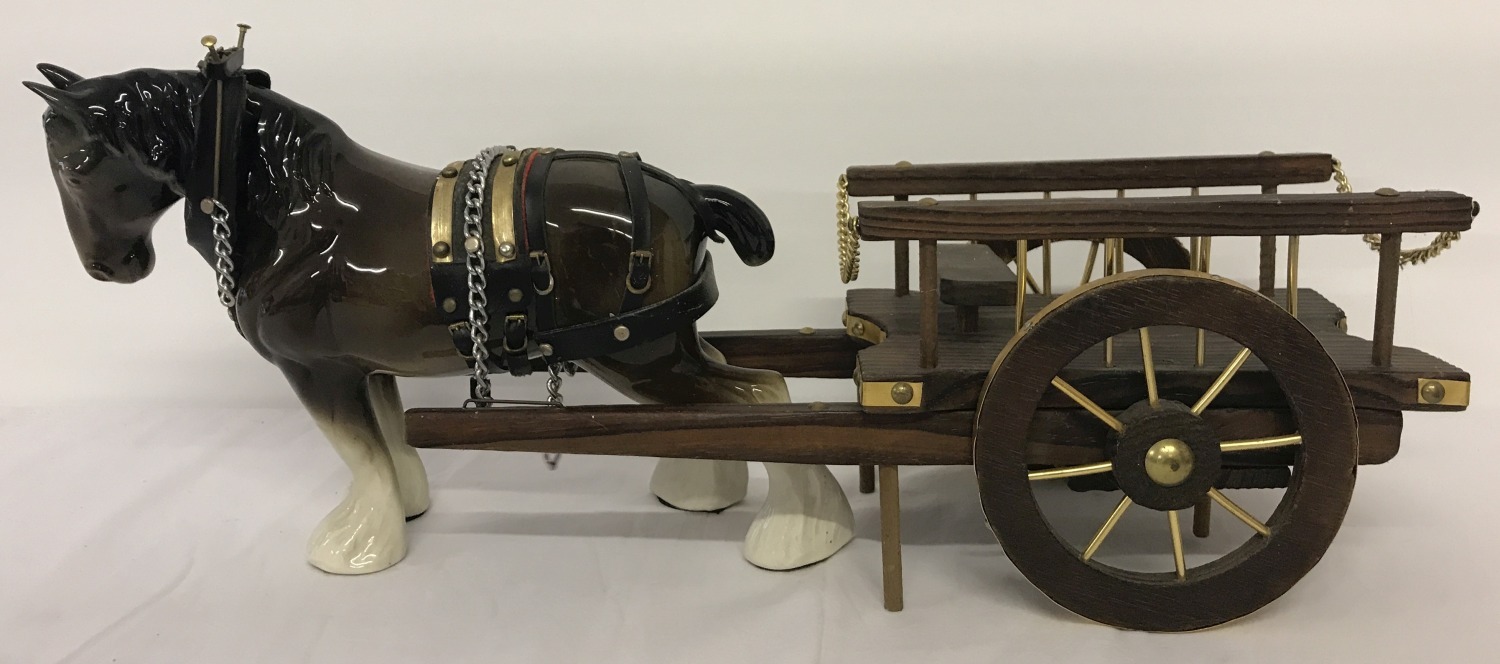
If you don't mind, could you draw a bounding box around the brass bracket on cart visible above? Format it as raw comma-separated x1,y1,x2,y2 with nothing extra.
860,380,924,408
843,311,886,345
1417,378,1470,407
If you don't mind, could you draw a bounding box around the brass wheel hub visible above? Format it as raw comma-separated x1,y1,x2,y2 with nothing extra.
1110,400,1222,511
1144,438,1195,487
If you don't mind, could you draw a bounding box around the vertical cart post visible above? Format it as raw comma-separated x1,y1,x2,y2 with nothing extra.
1372,233,1402,366
879,465,903,611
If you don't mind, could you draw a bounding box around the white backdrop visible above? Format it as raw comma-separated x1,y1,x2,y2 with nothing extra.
1,1,1497,662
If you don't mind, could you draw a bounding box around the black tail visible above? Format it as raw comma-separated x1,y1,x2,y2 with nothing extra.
696,184,774,266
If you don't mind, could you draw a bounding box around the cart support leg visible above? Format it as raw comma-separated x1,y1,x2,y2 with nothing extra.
859,464,876,494
1193,494,1212,538
879,465,904,611
956,305,980,334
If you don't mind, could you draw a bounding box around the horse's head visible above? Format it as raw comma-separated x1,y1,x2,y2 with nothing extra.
25,64,187,283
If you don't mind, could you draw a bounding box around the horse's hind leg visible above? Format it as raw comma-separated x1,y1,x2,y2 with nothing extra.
584,328,855,570
279,361,408,574
647,338,748,512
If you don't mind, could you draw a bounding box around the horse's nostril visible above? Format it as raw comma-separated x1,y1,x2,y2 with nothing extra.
87,262,114,278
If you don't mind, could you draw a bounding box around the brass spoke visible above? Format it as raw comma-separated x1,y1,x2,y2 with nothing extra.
1139,327,1159,408
1080,240,1100,286
1168,510,1187,579
1051,377,1124,432
1191,347,1253,415
1029,461,1113,482
1222,434,1302,453
1207,488,1271,536
1023,267,1042,295
1082,495,1133,561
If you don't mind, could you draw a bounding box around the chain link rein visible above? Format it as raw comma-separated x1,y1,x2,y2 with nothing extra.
1337,158,1462,266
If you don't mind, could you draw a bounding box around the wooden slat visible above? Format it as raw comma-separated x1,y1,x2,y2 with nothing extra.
702,328,861,378
406,403,973,465
845,153,1334,197
848,287,1468,413
856,191,1475,242
403,402,1400,467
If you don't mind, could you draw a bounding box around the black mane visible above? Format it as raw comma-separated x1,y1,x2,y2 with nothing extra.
73,68,198,177
77,68,337,222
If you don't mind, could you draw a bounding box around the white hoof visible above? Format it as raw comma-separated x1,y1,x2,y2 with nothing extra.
651,458,748,512
743,463,854,570
306,480,408,574
389,442,431,518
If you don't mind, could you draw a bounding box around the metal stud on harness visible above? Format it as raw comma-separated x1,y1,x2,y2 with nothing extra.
455,145,572,470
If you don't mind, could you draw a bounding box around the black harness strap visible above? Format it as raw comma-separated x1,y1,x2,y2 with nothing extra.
518,148,559,374
185,46,251,277
617,151,654,313
539,253,718,360
428,147,716,379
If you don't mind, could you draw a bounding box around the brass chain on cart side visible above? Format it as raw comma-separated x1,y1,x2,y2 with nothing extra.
1340,158,1462,266
836,173,860,283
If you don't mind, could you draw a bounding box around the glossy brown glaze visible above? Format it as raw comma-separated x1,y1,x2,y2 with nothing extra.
27,66,770,386
26,65,784,575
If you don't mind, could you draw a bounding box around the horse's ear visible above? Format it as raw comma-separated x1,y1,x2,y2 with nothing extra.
22,81,85,110
36,63,83,88
245,69,271,89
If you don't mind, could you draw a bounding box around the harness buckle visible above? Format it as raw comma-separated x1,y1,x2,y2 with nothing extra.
626,250,653,295
502,314,529,353
530,251,555,295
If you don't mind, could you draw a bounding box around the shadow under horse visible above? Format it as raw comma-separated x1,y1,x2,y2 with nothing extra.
24,63,853,574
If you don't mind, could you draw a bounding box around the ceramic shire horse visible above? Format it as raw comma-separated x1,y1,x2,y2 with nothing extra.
25,62,854,574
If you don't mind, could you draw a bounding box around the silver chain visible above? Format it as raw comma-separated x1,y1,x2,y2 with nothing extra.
463,146,505,399
455,145,570,470
543,362,566,469
208,198,237,308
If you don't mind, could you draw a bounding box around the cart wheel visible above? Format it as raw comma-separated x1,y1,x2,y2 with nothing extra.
973,269,1357,632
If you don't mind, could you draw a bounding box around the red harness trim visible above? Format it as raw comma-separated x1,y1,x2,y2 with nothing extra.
518,150,542,253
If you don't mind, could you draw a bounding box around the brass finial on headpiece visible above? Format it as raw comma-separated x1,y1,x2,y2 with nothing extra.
201,35,219,51
236,24,251,48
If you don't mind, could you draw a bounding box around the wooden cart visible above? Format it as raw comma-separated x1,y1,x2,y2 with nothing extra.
406,153,1475,632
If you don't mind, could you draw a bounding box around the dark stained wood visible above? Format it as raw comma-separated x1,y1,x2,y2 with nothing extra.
919,240,938,368
939,242,1017,306
702,328,861,378
1192,495,1212,538
894,241,910,295
894,194,910,296
407,403,975,465
405,401,1400,468
1259,186,1279,295
845,153,1334,197
973,271,1359,632
878,465,903,612
856,191,1475,242
859,464,876,493
849,287,1468,413
1373,233,1402,367
956,305,980,334
1258,238,1277,294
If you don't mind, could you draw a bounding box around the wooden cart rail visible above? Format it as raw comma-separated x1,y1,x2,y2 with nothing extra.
404,402,1402,467
844,153,1334,197
856,191,1476,242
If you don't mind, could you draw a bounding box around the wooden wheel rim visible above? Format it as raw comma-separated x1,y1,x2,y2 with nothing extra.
973,269,1358,632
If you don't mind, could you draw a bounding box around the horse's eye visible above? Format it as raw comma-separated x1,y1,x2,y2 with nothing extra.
113,183,128,193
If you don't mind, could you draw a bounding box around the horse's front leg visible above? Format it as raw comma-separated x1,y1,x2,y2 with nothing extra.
280,361,408,574
368,373,431,519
